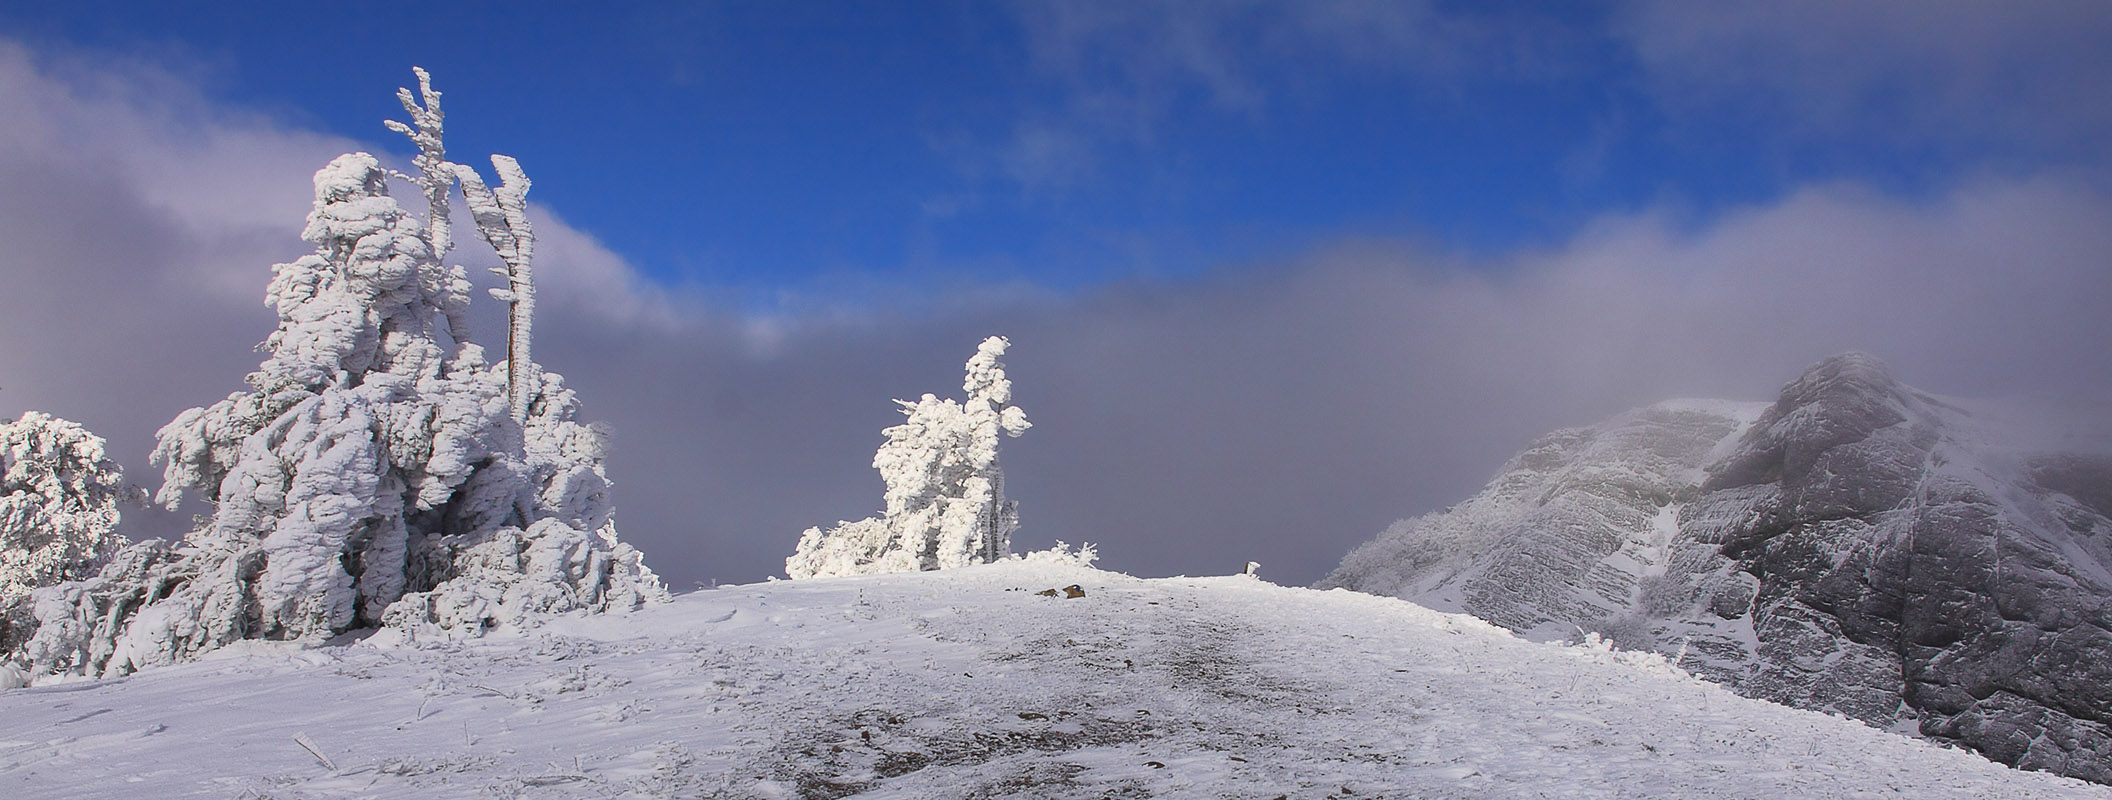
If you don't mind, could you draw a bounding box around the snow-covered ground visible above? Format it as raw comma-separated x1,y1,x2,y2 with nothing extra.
1,561,2102,799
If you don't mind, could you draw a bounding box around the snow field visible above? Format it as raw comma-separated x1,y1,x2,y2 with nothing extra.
1,561,2103,798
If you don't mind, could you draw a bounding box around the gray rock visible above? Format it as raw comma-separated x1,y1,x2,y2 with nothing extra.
1322,353,2112,783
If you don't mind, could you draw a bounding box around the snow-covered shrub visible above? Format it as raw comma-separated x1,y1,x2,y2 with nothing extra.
787,336,1031,579
1009,541,1097,568
0,412,138,603
8,69,663,678
785,518,915,580
16,539,191,677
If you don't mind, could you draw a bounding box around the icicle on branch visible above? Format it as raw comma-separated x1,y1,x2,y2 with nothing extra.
455,156,536,422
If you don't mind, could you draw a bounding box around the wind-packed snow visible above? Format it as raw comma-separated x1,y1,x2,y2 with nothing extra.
0,562,2100,799
788,336,1030,579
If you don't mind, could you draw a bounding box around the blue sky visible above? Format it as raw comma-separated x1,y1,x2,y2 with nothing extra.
11,1,2098,312
4,2,2110,586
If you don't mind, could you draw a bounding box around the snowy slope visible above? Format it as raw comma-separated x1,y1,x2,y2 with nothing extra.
1,561,2102,799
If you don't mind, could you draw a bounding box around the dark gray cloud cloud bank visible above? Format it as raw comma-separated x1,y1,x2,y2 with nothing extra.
4,22,2111,590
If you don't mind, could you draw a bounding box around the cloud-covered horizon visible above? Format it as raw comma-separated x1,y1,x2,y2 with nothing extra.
3,32,2109,590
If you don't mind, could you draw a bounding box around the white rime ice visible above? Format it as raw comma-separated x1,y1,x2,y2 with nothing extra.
0,413,136,608
454,153,536,423
787,336,1031,579
4,70,663,681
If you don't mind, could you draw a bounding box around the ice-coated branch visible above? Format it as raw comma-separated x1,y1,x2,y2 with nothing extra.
454,156,536,422
384,67,473,346
384,67,452,260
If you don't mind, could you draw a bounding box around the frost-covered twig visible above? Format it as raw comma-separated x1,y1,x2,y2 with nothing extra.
523,773,589,786
293,733,337,771
384,67,473,344
384,67,452,260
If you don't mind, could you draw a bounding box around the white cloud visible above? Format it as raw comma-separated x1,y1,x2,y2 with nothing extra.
999,123,1098,190
1620,0,2112,152
1011,0,1475,119
978,0,1492,196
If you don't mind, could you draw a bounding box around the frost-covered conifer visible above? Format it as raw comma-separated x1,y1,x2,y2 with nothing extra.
787,336,1030,579
0,412,138,604
7,70,663,680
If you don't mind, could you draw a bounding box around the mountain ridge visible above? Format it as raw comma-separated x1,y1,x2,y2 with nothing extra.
1323,353,2112,783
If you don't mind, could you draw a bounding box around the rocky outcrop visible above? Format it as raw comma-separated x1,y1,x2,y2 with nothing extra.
1322,354,2112,783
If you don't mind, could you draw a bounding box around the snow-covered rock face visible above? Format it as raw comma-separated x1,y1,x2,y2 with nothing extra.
1322,399,1762,637
1322,353,2112,784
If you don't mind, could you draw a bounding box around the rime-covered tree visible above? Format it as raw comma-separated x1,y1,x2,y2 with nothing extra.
787,336,1031,579
0,412,137,605
454,155,537,423
7,69,663,681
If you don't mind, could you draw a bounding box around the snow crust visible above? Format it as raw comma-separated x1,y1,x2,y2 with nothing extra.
0,563,2100,798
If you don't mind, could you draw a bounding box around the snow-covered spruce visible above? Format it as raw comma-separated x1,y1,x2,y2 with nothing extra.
0,412,140,660
8,70,662,681
788,336,1031,579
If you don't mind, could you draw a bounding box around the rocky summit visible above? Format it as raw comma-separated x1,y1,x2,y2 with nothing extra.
1323,353,2112,783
